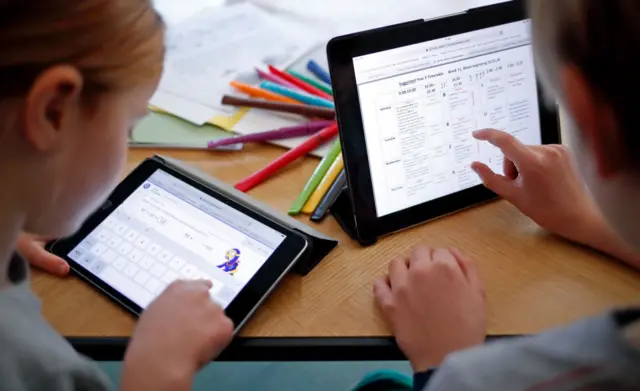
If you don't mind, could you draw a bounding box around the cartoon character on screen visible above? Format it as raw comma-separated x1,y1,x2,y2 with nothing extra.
217,248,241,276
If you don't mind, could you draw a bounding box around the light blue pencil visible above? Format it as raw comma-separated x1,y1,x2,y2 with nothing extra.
260,81,335,109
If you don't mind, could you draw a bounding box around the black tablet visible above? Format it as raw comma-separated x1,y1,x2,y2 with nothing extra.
47,158,308,330
327,0,559,243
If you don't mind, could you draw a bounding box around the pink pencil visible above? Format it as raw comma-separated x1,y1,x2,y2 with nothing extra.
256,68,301,90
235,123,338,192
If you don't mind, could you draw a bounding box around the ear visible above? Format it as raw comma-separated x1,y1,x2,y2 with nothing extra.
561,65,625,179
21,65,84,151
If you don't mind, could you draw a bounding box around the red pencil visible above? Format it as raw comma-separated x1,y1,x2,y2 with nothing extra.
268,65,333,101
235,123,339,192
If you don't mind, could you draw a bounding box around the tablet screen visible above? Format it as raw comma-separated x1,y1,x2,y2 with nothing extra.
67,169,286,309
353,20,540,217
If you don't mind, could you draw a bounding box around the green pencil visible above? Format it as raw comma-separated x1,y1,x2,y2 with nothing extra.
287,70,333,95
288,139,342,215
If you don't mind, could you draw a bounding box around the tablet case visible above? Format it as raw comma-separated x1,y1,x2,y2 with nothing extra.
327,1,560,245
156,155,338,275
329,187,377,247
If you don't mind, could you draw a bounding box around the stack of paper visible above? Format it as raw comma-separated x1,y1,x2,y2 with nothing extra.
141,2,334,156
150,3,321,125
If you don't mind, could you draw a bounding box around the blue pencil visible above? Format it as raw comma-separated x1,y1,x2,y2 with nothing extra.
307,60,331,85
260,81,335,109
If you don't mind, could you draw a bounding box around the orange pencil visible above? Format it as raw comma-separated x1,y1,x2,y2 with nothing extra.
230,81,300,104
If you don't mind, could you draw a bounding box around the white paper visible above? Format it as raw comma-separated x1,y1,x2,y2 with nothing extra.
150,3,320,124
247,0,503,36
153,0,227,26
151,90,220,125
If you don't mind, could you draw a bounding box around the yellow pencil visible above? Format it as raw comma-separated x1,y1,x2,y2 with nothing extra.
302,154,344,214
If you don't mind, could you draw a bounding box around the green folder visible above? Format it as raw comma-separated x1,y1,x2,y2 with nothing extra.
130,111,233,149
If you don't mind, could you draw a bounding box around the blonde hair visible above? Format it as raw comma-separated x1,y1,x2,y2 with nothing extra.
0,0,165,97
528,0,640,165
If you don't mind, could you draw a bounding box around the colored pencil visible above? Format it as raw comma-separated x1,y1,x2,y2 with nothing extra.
230,81,299,104
221,95,335,119
302,153,344,214
256,67,300,90
260,81,334,109
287,70,333,95
234,123,339,193
207,120,334,149
307,60,332,85
268,65,333,100
310,169,347,222
288,139,342,215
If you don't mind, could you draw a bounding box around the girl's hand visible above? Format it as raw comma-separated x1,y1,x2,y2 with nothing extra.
122,280,234,391
16,234,70,277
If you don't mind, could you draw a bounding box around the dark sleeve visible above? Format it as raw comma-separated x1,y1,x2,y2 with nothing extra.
413,370,436,391
614,309,640,327
37,366,113,391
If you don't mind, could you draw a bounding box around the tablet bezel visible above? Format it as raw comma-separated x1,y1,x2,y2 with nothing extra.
47,158,308,330
327,0,560,243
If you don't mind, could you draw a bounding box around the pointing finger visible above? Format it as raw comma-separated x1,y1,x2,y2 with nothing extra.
473,129,534,167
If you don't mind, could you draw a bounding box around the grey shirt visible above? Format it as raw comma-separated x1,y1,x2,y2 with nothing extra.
426,309,640,390
0,254,111,391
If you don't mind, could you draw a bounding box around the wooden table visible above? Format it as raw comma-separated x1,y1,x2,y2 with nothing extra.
32,146,640,347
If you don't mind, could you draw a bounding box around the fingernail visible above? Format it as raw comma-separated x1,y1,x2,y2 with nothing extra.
59,263,69,275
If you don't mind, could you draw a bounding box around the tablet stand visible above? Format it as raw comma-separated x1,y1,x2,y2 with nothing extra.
330,187,378,247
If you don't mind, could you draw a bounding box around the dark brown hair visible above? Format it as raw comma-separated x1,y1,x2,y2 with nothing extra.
530,0,640,165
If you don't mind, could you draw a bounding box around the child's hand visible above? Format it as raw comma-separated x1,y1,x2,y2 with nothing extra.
472,129,598,245
16,234,70,277
121,280,234,391
373,246,486,372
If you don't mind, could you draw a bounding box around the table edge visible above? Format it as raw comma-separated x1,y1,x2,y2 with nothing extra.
68,335,524,361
